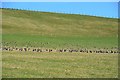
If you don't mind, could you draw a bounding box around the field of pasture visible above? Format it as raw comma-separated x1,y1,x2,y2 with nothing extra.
2,8,119,78
2,34,117,49
2,8,118,49
2,51,118,78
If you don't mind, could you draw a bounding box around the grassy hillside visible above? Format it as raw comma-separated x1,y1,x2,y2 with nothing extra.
2,8,118,48
2,8,118,78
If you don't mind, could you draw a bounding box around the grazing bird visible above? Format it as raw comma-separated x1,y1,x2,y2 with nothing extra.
19,48,23,51
24,48,27,51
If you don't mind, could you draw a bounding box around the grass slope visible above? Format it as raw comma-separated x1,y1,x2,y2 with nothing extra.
2,8,118,48
2,9,118,78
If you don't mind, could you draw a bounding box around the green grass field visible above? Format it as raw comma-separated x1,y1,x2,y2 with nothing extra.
2,8,118,78
2,51,118,78
2,8,118,48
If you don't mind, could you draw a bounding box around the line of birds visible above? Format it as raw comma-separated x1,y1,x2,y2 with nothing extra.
1,46,119,54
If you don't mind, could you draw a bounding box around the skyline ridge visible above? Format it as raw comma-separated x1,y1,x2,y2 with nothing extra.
1,8,118,19
2,2,118,18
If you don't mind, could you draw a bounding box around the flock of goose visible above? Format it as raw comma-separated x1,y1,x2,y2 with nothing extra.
1,46,119,54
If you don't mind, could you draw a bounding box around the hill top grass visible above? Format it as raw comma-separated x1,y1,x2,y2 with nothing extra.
2,8,118,48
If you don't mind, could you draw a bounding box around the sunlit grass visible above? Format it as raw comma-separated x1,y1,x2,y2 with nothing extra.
2,51,118,78
2,9,118,78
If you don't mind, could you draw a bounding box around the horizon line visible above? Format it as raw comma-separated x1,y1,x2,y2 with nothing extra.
1,8,118,19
